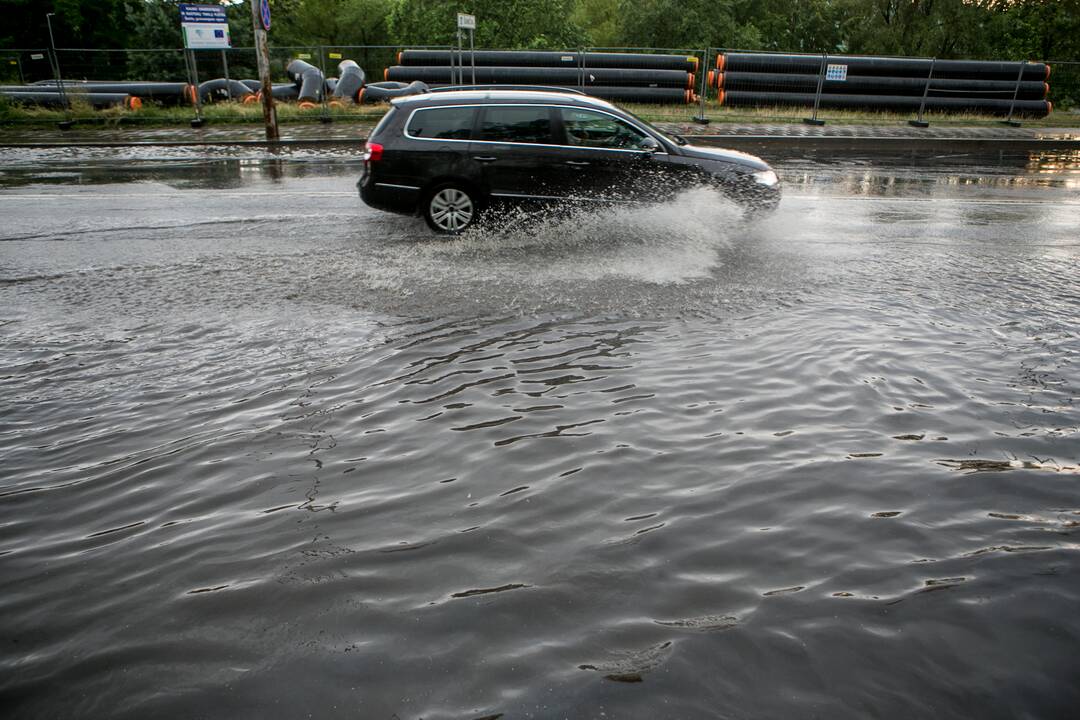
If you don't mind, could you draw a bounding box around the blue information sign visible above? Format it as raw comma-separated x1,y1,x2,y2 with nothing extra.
260,0,271,30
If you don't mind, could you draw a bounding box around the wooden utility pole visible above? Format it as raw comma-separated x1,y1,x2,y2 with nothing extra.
251,0,279,141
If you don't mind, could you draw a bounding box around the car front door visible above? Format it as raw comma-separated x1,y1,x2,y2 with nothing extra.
553,107,670,203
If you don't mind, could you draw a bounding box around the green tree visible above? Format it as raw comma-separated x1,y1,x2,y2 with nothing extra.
570,0,618,48
271,0,391,46
615,0,762,51
748,0,844,53
388,0,586,49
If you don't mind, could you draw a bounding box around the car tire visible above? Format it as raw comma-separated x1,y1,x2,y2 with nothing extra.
422,183,479,235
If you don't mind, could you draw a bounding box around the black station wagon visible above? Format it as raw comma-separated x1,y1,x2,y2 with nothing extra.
357,88,780,234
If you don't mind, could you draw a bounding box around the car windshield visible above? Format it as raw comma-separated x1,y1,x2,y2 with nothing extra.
618,108,688,145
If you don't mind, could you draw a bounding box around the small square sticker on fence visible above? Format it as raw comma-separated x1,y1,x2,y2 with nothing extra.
826,64,848,81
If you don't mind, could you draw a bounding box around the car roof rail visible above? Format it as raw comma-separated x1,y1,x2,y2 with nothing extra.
429,84,588,96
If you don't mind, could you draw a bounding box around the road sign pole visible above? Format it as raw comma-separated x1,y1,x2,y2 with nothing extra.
251,0,279,141
456,13,475,86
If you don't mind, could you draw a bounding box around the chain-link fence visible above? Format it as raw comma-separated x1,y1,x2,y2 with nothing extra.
0,43,1075,129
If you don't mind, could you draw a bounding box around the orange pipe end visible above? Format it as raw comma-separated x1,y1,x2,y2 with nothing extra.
397,51,402,64
1044,82,1050,98
298,100,316,109
690,55,699,70
716,71,725,89
716,54,726,72
1045,64,1051,81
127,96,142,110
687,72,694,89
357,88,365,104
328,99,343,109
717,89,725,106
1047,100,1053,114
707,70,714,88
186,84,197,106
242,94,257,104
384,67,389,81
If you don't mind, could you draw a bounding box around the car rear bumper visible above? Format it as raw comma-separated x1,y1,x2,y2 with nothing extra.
357,176,422,215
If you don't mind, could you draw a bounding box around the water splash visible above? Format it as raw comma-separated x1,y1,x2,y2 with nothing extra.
411,187,749,286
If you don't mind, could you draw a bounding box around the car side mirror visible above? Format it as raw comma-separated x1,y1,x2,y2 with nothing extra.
639,136,661,153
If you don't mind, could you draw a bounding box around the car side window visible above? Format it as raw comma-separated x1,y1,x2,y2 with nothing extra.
560,108,652,150
407,107,475,140
477,106,553,144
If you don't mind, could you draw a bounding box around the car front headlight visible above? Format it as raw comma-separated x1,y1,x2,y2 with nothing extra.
752,169,779,187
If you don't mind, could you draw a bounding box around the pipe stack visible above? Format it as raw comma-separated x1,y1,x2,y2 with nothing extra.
708,53,1052,117
0,88,143,109
387,50,700,104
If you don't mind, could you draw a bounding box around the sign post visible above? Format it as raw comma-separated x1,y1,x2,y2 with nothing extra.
250,0,279,141
457,13,476,85
180,4,231,127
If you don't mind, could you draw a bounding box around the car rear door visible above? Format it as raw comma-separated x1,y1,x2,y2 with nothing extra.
397,105,478,189
470,105,568,201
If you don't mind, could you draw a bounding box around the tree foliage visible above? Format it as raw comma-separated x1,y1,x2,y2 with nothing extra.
1,0,1076,62
387,0,584,49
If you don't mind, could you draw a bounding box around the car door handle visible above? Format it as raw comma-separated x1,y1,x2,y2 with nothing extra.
473,156,498,162
565,160,591,166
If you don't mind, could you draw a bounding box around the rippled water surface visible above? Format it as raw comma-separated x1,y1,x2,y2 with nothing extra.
1,144,1078,719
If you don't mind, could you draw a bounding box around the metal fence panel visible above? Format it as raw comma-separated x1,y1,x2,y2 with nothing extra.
0,44,1073,129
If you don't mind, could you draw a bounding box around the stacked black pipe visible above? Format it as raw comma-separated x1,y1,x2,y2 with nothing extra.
709,52,1052,117
0,87,143,109
387,50,700,104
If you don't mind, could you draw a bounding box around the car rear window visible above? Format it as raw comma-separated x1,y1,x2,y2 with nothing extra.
369,106,398,142
406,106,474,139
478,106,553,144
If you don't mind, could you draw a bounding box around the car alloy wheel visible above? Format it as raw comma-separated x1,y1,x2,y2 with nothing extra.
425,186,476,234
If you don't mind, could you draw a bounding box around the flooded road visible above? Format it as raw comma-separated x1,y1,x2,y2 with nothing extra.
1,143,1078,719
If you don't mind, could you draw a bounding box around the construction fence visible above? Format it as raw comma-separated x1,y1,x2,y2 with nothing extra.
1,44,1077,129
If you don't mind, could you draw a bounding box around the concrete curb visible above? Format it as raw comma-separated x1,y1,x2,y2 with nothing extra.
2,135,1079,150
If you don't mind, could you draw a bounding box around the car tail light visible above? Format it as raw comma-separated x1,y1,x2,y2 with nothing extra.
363,141,383,163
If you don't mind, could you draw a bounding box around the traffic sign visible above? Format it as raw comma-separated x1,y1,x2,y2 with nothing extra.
260,0,271,30
457,13,476,30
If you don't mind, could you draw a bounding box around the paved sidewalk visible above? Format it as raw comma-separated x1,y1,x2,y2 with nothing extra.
668,122,1080,141
1,119,1078,147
